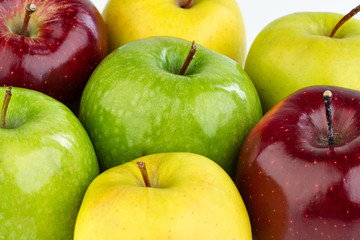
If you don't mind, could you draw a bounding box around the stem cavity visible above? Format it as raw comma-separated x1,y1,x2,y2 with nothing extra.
137,161,151,188
323,90,334,146
21,3,37,37
329,4,360,38
1,87,12,129
179,41,196,75
183,0,192,9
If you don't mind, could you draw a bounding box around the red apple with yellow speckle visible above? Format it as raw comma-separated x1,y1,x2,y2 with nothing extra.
0,0,108,110
236,85,360,240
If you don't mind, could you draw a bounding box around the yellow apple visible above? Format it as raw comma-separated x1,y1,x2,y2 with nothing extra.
245,9,360,112
102,0,246,65
74,152,252,240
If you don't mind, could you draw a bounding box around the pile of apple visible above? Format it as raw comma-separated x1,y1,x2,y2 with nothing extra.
1,0,360,239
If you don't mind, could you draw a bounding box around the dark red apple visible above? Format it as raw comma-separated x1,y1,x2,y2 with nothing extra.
236,86,360,240
0,0,108,110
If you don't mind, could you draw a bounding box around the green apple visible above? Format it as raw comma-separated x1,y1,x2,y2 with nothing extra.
74,152,252,240
79,36,262,177
0,87,99,240
102,0,246,65
245,9,360,112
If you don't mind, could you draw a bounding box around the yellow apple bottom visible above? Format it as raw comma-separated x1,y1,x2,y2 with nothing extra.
74,152,251,240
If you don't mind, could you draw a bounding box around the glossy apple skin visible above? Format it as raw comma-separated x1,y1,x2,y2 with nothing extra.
102,0,246,65
245,12,360,112
236,86,360,240
0,0,108,109
79,37,262,177
74,152,252,240
0,87,99,240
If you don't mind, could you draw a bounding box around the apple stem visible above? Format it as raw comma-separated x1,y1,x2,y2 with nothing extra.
179,41,196,75
1,87,12,129
21,3,37,37
183,0,192,9
323,90,334,146
137,162,151,187
329,4,360,38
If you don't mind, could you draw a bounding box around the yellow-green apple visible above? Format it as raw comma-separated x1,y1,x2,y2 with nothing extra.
245,5,360,112
102,0,246,65
0,0,108,110
74,152,252,240
236,85,360,239
79,36,262,177
0,87,99,240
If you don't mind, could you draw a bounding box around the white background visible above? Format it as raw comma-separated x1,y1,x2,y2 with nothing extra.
90,0,360,55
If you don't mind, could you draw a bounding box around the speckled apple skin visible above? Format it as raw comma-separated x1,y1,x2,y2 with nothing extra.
0,87,99,240
237,86,360,240
79,37,262,177
0,0,108,108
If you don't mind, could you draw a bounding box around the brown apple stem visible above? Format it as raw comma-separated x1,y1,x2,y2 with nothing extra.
1,87,12,129
179,41,196,75
21,3,37,37
183,0,192,9
329,4,360,38
323,90,334,146
137,162,151,187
